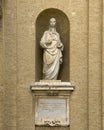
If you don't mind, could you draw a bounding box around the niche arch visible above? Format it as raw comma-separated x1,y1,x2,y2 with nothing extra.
35,8,70,81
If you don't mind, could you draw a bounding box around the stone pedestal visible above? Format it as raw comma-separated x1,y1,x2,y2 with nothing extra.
30,81,75,127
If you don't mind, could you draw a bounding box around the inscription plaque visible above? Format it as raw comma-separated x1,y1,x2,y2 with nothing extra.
35,97,69,126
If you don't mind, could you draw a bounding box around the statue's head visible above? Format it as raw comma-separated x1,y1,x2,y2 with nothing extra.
49,18,56,27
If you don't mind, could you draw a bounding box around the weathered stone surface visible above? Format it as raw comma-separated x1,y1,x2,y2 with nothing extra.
0,3,4,129
0,0,104,130
0,5,2,19
31,81,75,96
88,1,102,130
35,98,69,126
40,18,64,80
31,81,73,88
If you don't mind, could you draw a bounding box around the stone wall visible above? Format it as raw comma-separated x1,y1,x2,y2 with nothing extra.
0,0,4,129
0,0,103,130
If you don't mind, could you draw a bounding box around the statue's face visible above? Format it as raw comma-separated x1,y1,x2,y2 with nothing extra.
50,18,56,27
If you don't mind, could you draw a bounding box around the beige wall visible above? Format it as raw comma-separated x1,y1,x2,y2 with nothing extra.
102,0,104,129
0,0,103,130
88,1,102,130
0,1,4,129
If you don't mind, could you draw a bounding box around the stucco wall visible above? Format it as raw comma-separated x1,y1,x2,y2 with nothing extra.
0,0,103,130
0,1,4,130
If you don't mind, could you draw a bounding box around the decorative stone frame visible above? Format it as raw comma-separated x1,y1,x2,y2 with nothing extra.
35,96,70,126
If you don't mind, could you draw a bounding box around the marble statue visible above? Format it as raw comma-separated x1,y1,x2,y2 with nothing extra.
40,18,64,80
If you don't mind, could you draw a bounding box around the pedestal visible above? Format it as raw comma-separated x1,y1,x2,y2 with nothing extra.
30,80,75,127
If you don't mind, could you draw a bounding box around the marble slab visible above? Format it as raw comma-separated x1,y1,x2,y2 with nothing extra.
35,97,69,126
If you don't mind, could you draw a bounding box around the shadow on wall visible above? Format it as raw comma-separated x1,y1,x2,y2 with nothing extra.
35,8,70,82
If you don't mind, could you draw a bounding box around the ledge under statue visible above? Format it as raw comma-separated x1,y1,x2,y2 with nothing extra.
40,17,64,80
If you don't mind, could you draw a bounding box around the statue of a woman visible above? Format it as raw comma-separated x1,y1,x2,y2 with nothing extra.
40,18,64,80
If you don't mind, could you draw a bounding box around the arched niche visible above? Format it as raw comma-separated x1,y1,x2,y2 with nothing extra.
35,8,70,81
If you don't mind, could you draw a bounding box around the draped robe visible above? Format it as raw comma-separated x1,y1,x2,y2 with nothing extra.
40,29,64,80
